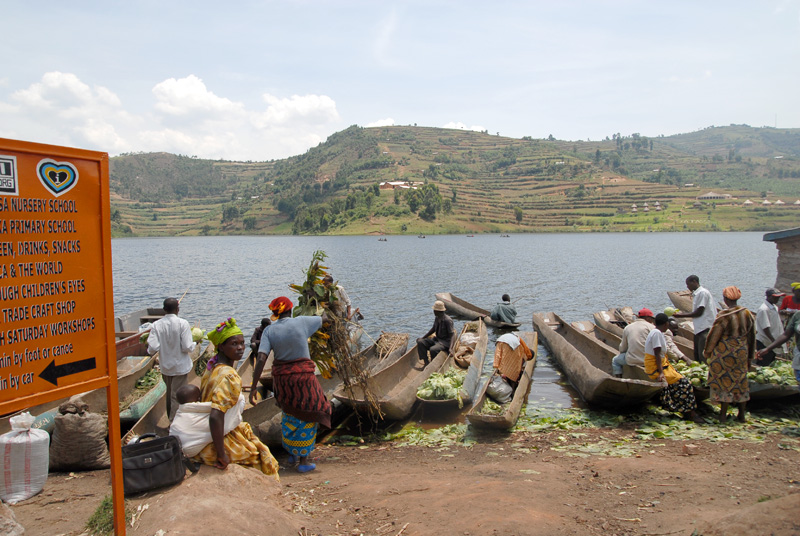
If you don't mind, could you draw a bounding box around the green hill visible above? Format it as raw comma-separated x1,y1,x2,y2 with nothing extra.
108,125,800,236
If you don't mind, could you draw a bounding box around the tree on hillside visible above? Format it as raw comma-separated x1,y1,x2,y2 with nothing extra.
222,204,240,222
514,206,523,224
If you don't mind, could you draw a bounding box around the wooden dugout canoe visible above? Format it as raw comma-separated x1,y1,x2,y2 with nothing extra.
252,332,409,444
416,319,489,410
593,312,695,365
466,331,538,430
668,290,694,313
435,292,521,329
533,312,663,408
333,342,450,421
0,332,155,435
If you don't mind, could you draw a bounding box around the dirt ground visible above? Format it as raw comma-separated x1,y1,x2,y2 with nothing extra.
7,426,800,536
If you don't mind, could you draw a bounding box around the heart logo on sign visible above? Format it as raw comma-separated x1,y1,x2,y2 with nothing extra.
37,159,79,197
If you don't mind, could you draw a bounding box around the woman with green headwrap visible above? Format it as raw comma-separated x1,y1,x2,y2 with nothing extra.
194,318,280,479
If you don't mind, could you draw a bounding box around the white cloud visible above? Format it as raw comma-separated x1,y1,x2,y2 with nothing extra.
253,93,340,127
366,118,395,127
443,121,485,132
0,72,344,160
152,75,243,117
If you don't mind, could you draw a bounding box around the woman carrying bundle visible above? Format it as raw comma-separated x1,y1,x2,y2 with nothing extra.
195,318,280,479
704,286,755,423
250,296,332,473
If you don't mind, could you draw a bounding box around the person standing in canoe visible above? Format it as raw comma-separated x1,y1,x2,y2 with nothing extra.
673,275,718,363
196,318,280,479
417,300,456,367
489,294,518,324
779,282,800,321
704,286,755,423
249,317,271,362
147,297,196,421
755,288,787,366
644,313,700,421
322,274,360,322
757,311,800,385
249,296,331,473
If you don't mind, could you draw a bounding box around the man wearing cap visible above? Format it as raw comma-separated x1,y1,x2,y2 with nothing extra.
417,301,455,366
756,288,787,366
611,308,656,377
779,282,800,320
673,275,718,363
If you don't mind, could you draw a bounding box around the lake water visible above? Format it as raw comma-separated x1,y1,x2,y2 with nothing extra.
112,232,778,410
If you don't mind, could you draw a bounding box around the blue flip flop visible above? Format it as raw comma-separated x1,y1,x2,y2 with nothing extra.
297,463,316,473
287,455,297,464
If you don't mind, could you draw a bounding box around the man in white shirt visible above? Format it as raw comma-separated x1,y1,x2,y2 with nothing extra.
673,275,718,363
611,308,655,377
755,287,787,366
147,297,196,421
322,274,359,321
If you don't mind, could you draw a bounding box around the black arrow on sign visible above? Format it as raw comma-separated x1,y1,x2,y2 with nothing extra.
39,357,97,387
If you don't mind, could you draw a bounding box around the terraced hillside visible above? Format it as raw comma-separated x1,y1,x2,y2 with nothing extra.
108,125,800,236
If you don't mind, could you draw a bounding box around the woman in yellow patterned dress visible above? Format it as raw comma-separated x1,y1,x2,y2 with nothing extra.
703,287,755,424
194,318,280,479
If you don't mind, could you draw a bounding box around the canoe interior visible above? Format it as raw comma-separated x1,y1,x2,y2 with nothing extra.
466,332,538,430
435,292,488,320
417,320,488,409
334,342,449,421
533,312,662,408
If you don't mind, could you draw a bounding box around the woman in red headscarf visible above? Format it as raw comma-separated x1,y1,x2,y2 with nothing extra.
704,286,756,423
249,297,331,473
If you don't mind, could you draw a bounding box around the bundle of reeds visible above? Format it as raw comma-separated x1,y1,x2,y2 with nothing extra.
290,251,380,416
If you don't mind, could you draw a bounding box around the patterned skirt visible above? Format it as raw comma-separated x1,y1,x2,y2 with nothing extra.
707,336,750,403
282,413,318,458
660,377,697,414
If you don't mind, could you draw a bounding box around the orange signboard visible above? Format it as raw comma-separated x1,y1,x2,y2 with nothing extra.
0,138,115,413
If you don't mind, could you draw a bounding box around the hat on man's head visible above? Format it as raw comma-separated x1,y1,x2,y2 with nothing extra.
766,288,786,298
433,300,446,312
637,308,654,319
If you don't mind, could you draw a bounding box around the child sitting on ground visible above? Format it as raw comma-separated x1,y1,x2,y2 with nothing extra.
169,384,245,457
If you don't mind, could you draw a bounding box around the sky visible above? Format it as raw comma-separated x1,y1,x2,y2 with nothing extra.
1,1,799,161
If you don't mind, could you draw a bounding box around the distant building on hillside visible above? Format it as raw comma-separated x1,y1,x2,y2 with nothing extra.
697,191,732,200
764,227,800,290
380,181,421,190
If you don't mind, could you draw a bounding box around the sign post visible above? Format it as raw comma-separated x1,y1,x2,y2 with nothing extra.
0,138,125,534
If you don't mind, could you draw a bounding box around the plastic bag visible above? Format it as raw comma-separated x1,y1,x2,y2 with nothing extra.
486,375,513,404
0,412,50,504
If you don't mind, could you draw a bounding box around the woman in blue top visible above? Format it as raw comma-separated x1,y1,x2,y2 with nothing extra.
249,296,331,473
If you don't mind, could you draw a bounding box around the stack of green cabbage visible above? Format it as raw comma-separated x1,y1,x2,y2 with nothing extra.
478,398,504,415
417,368,466,400
674,359,798,388
748,362,798,385
673,360,709,388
